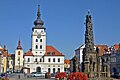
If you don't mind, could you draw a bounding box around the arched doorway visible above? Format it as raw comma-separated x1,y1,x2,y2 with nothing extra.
36,67,41,72
27,68,30,74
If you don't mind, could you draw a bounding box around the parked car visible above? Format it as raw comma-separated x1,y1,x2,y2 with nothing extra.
6,71,12,74
0,73,8,79
36,72,45,77
42,71,47,74
29,72,37,77
111,73,120,79
30,72,44,77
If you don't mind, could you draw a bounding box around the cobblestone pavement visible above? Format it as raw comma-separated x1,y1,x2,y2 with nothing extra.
9,73,55,80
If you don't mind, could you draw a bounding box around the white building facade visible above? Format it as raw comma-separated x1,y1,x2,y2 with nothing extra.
75,44,85,64
15,40,24,72
24,5,64,74
0,47,4,73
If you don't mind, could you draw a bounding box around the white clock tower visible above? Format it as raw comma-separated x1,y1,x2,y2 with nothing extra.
32,5,46,56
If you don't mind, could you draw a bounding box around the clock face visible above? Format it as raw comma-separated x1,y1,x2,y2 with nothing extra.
37,34,41,38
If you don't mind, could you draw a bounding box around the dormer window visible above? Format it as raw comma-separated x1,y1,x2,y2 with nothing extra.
47,52,50,55
52,52,55,55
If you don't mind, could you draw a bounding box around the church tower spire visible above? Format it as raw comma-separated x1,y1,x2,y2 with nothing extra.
37,5,41,19
16,39,22,50
3,44,6,51
32,5,45,31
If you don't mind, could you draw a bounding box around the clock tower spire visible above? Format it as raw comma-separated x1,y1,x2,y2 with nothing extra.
32,5,46,31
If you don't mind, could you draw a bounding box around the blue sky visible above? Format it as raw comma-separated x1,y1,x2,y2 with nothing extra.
0,0,120,59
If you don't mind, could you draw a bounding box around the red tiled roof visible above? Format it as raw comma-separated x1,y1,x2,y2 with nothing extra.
95,45,108,56
0,48,10,57
24,50,34,56
3,52,7,57
64,59,70,64
44,46,64,56
113,44,119,51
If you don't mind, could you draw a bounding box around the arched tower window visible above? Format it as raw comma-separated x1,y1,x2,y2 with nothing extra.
36,45,38,49
28,58,30,62
18,51,20,55
40,39,42,42
36,39,38,42
40,45,42,49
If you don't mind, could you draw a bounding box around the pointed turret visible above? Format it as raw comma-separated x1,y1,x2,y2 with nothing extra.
32,5,45,31
17,40,22,50
3,45,6,51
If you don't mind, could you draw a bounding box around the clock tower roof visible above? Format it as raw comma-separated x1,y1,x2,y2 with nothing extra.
32,5,46,31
